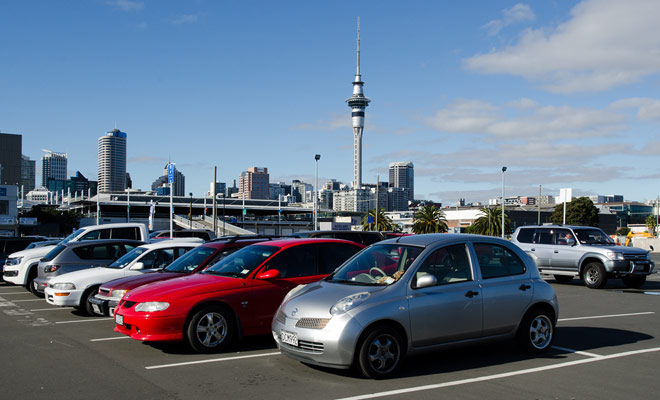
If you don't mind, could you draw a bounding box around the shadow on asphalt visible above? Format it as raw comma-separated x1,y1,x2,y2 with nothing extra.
550,278,660,291
144,334,278,355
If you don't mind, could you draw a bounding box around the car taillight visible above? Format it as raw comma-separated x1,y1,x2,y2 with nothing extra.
45,265,61,273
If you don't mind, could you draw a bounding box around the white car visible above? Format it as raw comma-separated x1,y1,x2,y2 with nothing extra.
45,240,200,315
3,223,148,295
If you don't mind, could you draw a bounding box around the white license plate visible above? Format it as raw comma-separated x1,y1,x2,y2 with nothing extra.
109,307,115,317
280,330,298,347
115,313,124,326
91,303,101,315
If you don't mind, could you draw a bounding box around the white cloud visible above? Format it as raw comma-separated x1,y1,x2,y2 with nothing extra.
172,14,198,25
611,97,660,121
483,3,536,36
466,0,660,93
106,0,144,12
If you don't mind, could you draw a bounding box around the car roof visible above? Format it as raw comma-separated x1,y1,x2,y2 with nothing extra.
515,225,599,230
201,235,279,249
62,239,145,248
137,239,202,250
246,237,365,249
378,233,512,247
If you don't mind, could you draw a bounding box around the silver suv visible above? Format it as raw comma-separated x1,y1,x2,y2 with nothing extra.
511,225,655,289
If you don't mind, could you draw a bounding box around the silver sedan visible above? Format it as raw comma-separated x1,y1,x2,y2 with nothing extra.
272,233,558,379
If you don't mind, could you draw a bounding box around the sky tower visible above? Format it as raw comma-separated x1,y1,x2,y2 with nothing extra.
346,17,370,188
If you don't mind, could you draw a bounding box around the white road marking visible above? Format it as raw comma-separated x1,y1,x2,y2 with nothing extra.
145,351,282,370
12,299,46,302
55,318,112,324
334,347,660,400
90,336,130,342
551,345,601,358
29,307,71,312
558,311,654,322
0,292,31,295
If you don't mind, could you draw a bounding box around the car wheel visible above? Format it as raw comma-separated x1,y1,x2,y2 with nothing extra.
356,327,403,379
26,267,44,298
81,287,100,316
517,308,554,353
582,262,607,289
553,275,573,284
621,275,646,289
186,306,235,353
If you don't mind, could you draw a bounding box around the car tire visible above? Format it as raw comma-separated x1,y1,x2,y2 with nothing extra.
80,286,100,316
553,275,573,284
621,275,646,289
26,266,44,298
356,327,403,379
186,306,235,354
516,308,555,353
582,262,607,289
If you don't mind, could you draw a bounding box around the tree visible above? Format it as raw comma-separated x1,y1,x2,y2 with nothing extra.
361,208,394,231
616,227,631,236
646,215,657,236
412,205,448,234
550,197,599,226
467,207,512,237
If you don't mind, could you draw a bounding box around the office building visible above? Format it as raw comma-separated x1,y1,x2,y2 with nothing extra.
389,161,414,209
97,128,127,193
151,164,185,196
21,154,36,192
238,167,269,200
41,150,68,187
0,133,22,185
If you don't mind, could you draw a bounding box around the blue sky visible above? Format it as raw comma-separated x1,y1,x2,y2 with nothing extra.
2,0,660,205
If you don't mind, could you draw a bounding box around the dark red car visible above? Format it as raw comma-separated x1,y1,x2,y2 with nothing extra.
114,238,364,353
89,236,277,316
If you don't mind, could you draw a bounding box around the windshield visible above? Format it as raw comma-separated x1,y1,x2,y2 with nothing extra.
327,244,424,286
203,245,278,278
164,246,216,273
107,247,147,269
42,244,67,262
573,228,615,245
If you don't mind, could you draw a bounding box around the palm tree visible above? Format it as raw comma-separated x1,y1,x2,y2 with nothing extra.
411,205,448,234
361,208,394,231
468,207,512,237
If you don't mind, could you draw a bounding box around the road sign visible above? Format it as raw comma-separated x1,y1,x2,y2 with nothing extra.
168,164,174,184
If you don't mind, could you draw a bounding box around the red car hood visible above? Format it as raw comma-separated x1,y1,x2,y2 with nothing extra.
123,273,241,302
100,272,183,291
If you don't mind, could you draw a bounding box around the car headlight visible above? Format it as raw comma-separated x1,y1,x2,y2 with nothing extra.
51,282,76,290
135,302,170,312
606,252,625,261
646,252,651,261
109,289,129,299
6,257,23,266
330,292,370,316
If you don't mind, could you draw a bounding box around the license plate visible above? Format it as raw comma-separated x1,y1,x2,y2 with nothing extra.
91,303,101,315
33,282,39,290
280,330,298,347
115,313,124,326
634,264,647,272
109,307,115,317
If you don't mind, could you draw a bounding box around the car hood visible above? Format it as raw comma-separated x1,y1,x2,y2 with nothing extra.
281,280,388,319
100,271,182,291
584,244,648,254
48,267,129,286
123,273,242,302
8,245,55,260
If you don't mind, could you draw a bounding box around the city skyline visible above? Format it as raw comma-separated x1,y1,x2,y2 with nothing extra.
2,1,660,204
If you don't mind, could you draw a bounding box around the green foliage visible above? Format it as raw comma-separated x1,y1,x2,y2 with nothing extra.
616,227,631,236
361,208,394,231
466,207,513,236
412,205,448,234
22,206,82,234
646,215,657,235
550,197,599,226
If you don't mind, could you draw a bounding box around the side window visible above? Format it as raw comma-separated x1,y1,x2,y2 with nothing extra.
534,229,553,245
474,243,526,279
414,244,471,287
265,245,317,278
112,227,139,240
121,244,139,254
319,243,361,274
74,244,118,260
151,249,175,269
137,251,157,269
515,229,534,243
555,229,575,246
80,229,110,240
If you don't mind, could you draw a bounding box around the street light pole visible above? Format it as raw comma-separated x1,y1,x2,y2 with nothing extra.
314,154,321,231
501,166,507,238
189,192,193,229
222,193,226,236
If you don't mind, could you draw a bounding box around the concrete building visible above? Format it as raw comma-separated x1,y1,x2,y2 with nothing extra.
333,188,371,213
238,167,269,200
41,150,68,187
21,154,35,192
0,133,22,186
0,185,18,236
389,162,414,207
97,128,127,193
151,164,185,196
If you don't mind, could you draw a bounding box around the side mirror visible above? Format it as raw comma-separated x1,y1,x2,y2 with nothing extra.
650,245,655,252
415,274,437,289
257,269,281,280
131,261,145,270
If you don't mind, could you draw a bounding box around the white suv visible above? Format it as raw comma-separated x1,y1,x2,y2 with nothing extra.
3,223,148,295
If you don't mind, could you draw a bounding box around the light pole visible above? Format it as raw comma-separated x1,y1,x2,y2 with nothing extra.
501,166,507,238
222,193,226,236
314,154,321,231
189,192,193,229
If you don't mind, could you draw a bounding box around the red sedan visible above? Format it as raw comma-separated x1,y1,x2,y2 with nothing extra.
114,238,364,353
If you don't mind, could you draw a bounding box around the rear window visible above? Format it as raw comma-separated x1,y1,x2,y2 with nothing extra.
42,245,68,262
515,228,534,244
73,244,121,260
112,227,140,240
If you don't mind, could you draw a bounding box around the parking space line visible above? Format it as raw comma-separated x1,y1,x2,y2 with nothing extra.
558,311,654,322
29,307,71,312
551,345,601,358
0,292,31,295
145,351,281,370
12,299,46,302
334,347,660,400
90,336,130,342
55,318,112,324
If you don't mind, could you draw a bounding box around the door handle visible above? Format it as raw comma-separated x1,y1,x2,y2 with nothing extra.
530,248,535,251
465,290,479,298
519,284,531,291
554,250,559,253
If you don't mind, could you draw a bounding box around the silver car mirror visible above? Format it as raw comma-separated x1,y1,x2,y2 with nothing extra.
416,274,437,289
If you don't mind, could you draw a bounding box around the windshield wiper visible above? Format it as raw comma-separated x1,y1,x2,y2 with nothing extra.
330,279,382,286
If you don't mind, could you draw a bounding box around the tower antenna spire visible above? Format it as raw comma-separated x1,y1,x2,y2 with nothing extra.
356,16,361,76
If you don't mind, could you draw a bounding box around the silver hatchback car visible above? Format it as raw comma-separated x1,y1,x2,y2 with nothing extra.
272,234,558,378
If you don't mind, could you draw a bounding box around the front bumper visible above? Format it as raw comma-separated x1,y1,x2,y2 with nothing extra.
606,259,655,276
88,295,120,317
45,287,83,307
2,267,22,285
113,301,186,342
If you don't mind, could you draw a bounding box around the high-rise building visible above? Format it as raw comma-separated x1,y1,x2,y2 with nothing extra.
346,18,370,189
0,133,22,185
238,167,269,200
41,150,68,187
151,164,185,196
21,154,36,192
389,161,414,208
97,129,127,193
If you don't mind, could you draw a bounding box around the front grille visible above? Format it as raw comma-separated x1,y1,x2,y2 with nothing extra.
3,270,18,277
275,311,286,324
122,301,136,309
298,340,324,353
295,318,330,330
624,254,648,261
